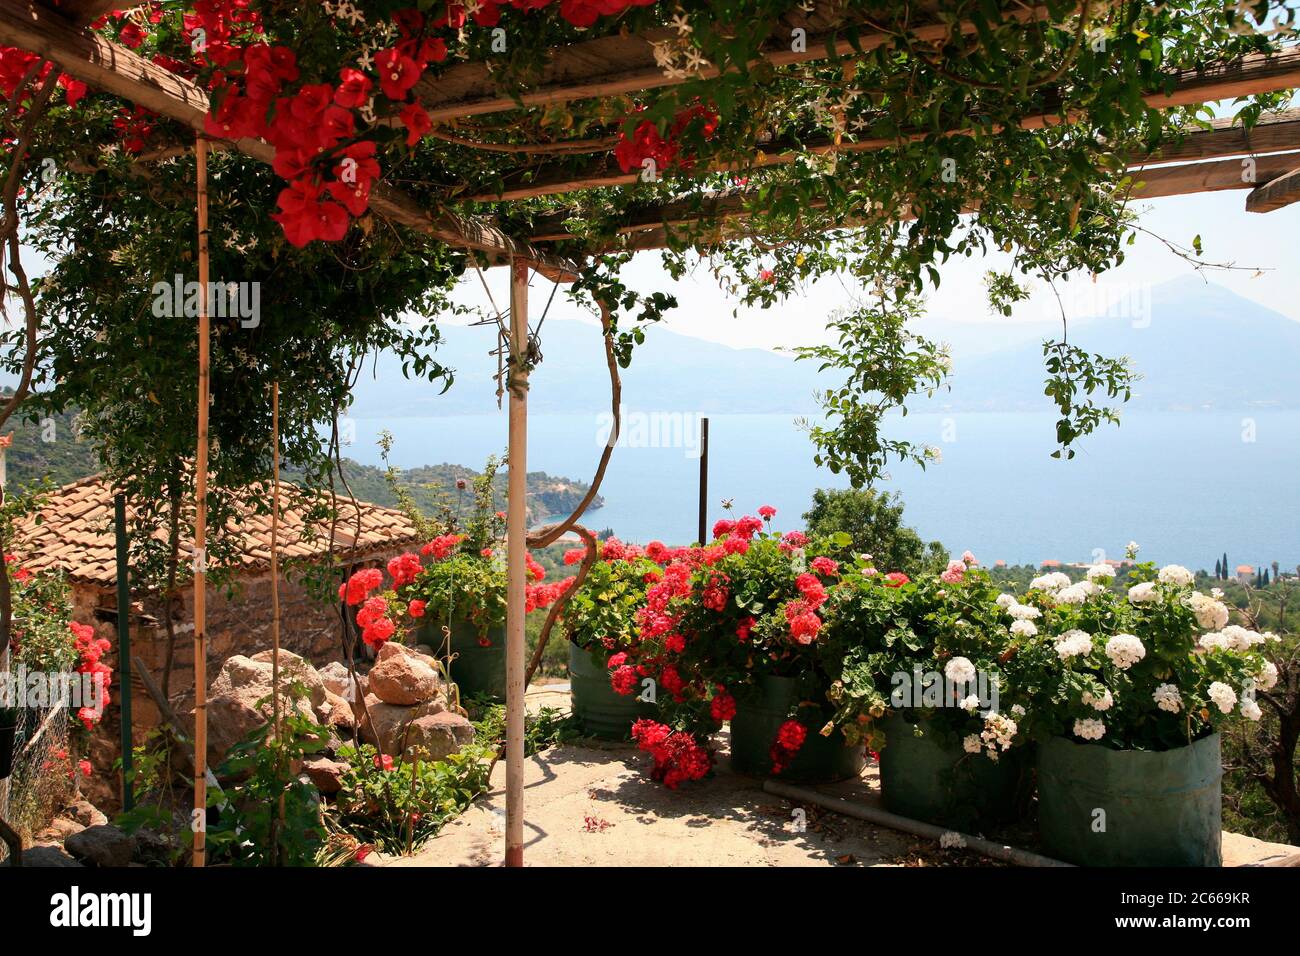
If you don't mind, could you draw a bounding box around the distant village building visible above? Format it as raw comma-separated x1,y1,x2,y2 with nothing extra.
1236,564,1256,585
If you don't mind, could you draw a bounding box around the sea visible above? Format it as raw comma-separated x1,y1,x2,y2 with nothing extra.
339,409,1300,571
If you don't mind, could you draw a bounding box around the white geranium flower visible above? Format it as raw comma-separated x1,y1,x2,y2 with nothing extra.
1125,541,1140,559
1158,564,1194,586
939,831,967,849
1208,681,1237,714
1030,572,1071,592
1073,718,1106,741
1009,619,1038,638
1053,583,1090,605
1257,661,1279,692
944,656,977,685
1198,631,1232,653
1220,625,1265,651
995,593,1017,610
1009,602,1042,620
1054,629,1094,660
1153,683,1182,714
1086,564,1115,583
1127,581,1158,604
1241,699,1263,722
962,734,982,754
1083,689,1114,712
1104,634,1146,670
1186,592,1230,631
960,694,981,714
1011,704,1026,717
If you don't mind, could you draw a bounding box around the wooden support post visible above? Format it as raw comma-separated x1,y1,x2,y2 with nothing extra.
505,258,530,867
193,134,211,868
697,417,709,545
114,493,134,813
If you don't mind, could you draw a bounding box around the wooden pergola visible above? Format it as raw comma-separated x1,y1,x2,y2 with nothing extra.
4,0,1300,868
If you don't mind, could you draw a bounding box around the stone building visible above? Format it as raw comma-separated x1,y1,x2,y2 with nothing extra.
14,474,419,808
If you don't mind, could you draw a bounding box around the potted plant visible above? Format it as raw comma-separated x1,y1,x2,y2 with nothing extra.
617,508,865,784
558,537,661,739
1012,558,1276,866
829,552,1032,830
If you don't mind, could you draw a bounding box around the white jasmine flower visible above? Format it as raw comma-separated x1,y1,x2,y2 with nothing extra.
944,656,977,685
1083,689,1114,712
962,734,982,754
1241,699,1263,722
1105,634,1146,670
1127,581,1158,604
1054,629,1094,660
1208,681,1237,714
1073,717,1106,741
1158,564,1193,587
1009,619,1038,638
1153,683,1182,713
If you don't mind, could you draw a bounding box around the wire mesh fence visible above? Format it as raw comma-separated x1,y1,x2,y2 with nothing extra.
0,702,73,862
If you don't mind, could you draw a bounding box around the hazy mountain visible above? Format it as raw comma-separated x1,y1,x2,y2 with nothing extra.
932,277,1300,412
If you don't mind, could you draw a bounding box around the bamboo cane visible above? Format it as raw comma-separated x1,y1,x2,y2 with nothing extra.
504,259,529,867
192,134,210,868
271,380,285,865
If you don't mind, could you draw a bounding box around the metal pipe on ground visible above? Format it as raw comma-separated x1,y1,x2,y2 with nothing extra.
762,779,1072,868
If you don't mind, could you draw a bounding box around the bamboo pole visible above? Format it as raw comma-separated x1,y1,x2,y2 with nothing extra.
504,258,529,867
192,134,210,868
270,381,285,865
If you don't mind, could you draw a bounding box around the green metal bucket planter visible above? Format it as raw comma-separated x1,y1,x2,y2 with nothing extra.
730,675,865,783
568,642,654,739
1037,734,1222,867
419,617,507,702
879,713,1031,831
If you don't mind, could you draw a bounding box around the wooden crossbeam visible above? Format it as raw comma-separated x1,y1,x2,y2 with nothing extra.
0,1,578,279
36,0,120,28
472,50,1300,202
1244,164,1300,211
416,3,1054,123
545,150,1300,253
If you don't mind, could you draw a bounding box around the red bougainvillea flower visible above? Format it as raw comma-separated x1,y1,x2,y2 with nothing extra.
407,599,426,618
883,571,911,588
399,102,432,146
118,22,148,49
334,67,373,108
271,179,349,247
375,48,422,101
57,74,88,108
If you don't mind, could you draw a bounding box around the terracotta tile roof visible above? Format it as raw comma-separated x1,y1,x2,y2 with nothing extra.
13,474,419,589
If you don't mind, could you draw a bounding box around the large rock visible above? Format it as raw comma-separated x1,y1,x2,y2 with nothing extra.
65,825,135,868
36,817,85,844
66,799,108,828
367,642,443,706
317,689,357,735
9,845,83,868
405,712,475,762
357,693,449,755
318,661,363,699
198,649,330,766
302,756,351,795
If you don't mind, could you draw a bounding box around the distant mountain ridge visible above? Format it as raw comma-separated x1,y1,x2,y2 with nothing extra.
345,278,1300,417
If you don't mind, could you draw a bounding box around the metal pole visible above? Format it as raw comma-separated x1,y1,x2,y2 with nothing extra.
505,258,530,867
697,416,709,544
113,494,134,812
192,134,211,867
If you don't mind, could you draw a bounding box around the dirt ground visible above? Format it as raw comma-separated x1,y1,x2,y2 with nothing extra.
372,685,1299,869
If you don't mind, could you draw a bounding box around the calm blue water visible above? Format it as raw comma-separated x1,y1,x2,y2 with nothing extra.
341,410,1300,570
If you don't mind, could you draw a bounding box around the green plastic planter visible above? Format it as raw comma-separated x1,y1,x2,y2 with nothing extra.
568,643,653,739
879,713,1030,831
1037,734,1222,867
419,617,506,702
730,676,864,783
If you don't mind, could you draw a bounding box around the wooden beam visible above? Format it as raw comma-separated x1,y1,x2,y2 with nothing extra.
1135,108,1300,165
37,0,122,29
416,3,1054,123
0,1,579,279
472,50,1300,202
1133,152,1300,200
1244,164,1300,212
